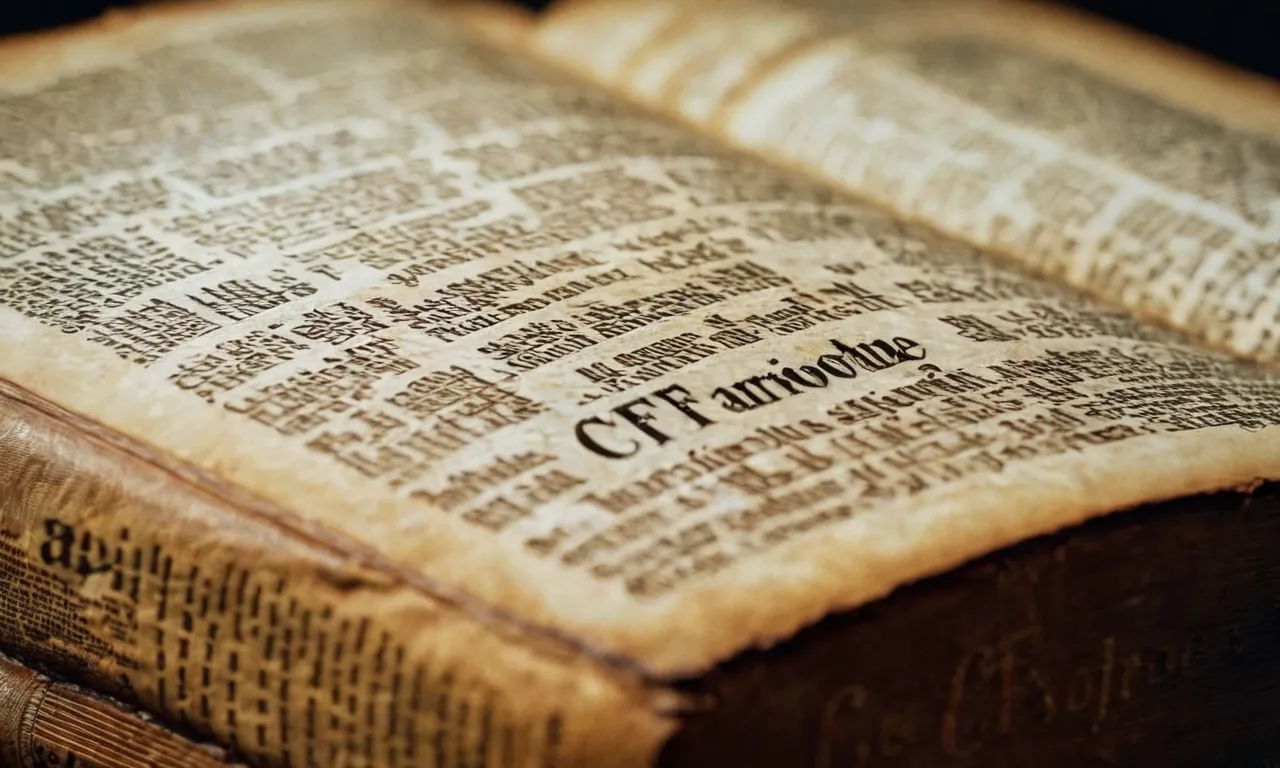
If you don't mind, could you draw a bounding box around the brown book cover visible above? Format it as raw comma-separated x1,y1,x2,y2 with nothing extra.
0,650,243,767
0,0,1278,765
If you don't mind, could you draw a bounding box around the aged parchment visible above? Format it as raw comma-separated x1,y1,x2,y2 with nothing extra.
534,0,1280,368
0,4,1279,766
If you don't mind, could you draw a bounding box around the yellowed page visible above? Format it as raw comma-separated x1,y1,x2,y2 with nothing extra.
1,0,1279,709
534,0,1280,369
0,4,679,768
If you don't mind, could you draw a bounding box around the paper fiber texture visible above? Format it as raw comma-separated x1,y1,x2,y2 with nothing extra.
536,0,1280,368
0,4,1278,766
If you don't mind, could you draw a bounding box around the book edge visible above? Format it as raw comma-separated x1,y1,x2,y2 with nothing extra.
2,0,1280,689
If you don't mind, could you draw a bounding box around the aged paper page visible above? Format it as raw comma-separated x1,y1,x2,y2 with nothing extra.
534,0,1280,369
0,4,680,768
1,0,1279,699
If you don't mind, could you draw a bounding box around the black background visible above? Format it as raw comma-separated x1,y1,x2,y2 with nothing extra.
1,1,1277,80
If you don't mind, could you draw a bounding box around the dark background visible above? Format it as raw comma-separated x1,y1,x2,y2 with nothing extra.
2,1,1278,81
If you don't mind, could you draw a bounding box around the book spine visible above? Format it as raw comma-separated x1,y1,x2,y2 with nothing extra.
0,652,243,768
0,383,674,768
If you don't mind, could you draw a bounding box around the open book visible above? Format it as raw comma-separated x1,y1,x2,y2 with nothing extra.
0,0,1278,765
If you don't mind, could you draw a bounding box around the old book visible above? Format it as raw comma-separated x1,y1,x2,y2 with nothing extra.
0,650,243,767
532,0,1280,368
0,0,1277,765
